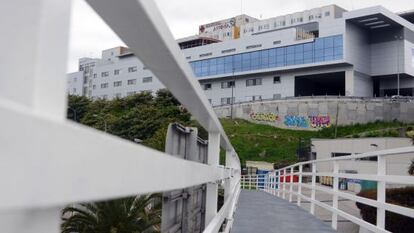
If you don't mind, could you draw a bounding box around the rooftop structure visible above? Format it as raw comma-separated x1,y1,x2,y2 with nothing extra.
68,4,414,105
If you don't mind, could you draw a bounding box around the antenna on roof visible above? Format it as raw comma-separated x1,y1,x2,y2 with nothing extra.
240,0,243,15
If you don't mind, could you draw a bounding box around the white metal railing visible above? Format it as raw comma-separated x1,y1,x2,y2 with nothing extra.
0,1,240,232
242,147,414,233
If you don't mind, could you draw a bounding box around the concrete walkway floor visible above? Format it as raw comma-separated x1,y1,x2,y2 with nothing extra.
232,190,336,233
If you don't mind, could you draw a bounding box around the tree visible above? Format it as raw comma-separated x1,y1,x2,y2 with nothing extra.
409,159,414,176
61,194,161,233
67,95,92,122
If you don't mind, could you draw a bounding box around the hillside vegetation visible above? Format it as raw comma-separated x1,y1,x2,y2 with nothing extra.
221,118,413,166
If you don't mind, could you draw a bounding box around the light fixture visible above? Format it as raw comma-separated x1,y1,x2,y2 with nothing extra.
370,24,391,29
358,17,378,23
365,21,385,26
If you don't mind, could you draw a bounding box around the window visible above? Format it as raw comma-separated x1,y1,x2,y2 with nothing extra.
221,97,235,105
143,76,153,83
189,34,343,77
200,52,212,58
222,48,236,54
92,85,96,90
208,99,212,103
204,83,212,90
247,95,261,101
101,71,109,77
114,93,122,98
93,73,97,78
128,66,137,72
325,11,330,17
221,81,235,89
101,83,109,88
273,94,281,99
114,69,120,75
331,152,351,158
127,79,137,85
273,76,281,83
246,44,262,50
186,56,191,59
273,40,281,45
309,15,314,20
246,78,262,86
114,81,122,87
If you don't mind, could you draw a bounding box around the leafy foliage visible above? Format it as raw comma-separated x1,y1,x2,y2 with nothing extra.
61,194,161,233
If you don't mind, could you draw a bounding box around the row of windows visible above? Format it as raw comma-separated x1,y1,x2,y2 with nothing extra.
97,77,153,89
243,11,331,34
97,66,140,78
98,90,153,100
190,35,343,77
203,77,280,90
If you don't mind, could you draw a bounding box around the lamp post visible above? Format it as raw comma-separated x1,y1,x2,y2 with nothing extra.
230,68,236,119
93,114,107,132
68,107,77,122
395,35,403,96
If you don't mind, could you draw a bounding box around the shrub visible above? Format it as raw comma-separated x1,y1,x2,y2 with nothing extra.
356,187,414,232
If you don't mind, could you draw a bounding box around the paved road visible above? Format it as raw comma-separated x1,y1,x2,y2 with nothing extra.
232,190,336,233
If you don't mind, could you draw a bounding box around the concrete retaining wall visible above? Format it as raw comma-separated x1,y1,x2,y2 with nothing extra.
213,97,414,130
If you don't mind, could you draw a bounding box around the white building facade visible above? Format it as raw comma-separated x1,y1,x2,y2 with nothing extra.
67,5,414,105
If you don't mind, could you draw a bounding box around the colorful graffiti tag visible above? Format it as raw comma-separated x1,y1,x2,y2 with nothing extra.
284,115,308,128
284,115,331,128
309,115,331,128
250,112,280,122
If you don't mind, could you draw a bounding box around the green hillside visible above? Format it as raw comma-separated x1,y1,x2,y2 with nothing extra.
221,118,413,166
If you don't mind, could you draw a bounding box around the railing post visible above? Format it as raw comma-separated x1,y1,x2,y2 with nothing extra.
332,161,339,230
377,155,386,229
277,170,281,197
310,162,316,215
249,175,252,190
297,164,303,206
289,167,294,202
0,0,71,232
282,168,287,199
205,132,220,226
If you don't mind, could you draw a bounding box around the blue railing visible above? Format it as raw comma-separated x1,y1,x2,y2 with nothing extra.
190,35,343,77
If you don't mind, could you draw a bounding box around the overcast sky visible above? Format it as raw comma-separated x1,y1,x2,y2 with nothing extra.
67,0,414,72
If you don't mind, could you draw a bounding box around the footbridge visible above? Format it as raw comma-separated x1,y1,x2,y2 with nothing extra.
1,1,414,233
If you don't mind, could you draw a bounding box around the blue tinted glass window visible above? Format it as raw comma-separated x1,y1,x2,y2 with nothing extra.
190,34,343,78
201,60,209,76
224,56,233,73
315,38,324,50
324,37,334,48
304,43,313,51
269,48,277,67
334,35,343,47
234,54,242,72
260,50,269,69
251,51,260,69
209,58,217,75
242,53,251,71
217,57,225,74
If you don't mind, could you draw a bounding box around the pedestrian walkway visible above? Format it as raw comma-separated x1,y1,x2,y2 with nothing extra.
232,190,336,233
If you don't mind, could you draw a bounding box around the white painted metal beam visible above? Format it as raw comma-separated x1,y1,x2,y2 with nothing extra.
85,0,235,152
0,105,231,210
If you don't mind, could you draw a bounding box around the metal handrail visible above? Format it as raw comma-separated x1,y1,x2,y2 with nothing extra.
0,0,240,232
242,147,414,233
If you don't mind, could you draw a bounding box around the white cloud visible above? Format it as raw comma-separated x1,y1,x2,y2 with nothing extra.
67,0,414,72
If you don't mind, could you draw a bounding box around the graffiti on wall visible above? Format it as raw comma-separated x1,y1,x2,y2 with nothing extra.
250,112,280,122
309,115,331,128
284,115,331,128
284,115,309,128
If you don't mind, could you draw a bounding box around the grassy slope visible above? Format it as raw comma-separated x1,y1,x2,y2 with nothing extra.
221,118,411,166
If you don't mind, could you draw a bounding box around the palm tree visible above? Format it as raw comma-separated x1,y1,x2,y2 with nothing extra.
409,159,414,176
61,194,161,233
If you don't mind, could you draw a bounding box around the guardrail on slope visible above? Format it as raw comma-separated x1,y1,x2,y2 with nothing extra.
0,1,240,232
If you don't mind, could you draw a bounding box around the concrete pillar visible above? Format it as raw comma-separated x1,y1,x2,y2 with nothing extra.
345,70,354,96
